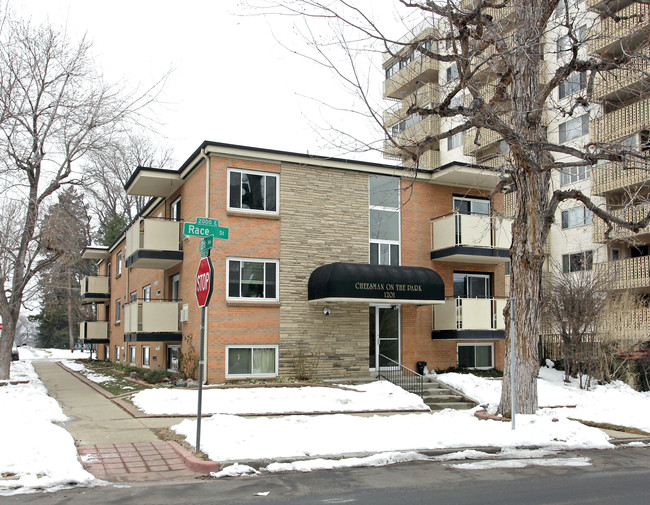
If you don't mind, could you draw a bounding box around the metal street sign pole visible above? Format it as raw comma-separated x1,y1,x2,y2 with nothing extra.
196,304,206,452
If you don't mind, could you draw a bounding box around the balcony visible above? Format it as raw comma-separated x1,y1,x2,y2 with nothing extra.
80,276,110,304
592,52,650,100
383,83,439,126
80,321,109,344
123,300,182,342
383,115,441,158
430,213,512,263
125,218,183,270
384,55,439,100
432,297,506,339
590,2,650,56
462,121,509,156
593,202,650,242
594,255,650,291
592,158,650,195
590,97,650,144
402,148,441,171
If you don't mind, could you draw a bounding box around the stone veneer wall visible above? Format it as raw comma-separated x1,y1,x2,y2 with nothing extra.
279,163,370,378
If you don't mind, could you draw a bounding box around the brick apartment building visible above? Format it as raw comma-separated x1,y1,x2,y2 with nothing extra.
80,141,510,382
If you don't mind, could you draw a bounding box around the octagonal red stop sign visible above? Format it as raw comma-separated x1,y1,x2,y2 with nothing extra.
196,257,214,307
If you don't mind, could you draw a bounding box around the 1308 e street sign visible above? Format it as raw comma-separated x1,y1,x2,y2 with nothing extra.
184,218,229,240
196,257,214,307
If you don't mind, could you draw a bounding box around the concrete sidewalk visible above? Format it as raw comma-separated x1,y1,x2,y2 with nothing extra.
33,361,219,482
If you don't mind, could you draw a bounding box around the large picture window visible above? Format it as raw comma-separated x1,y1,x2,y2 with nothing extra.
562,251,593,273
226,345,278,377
559,114,589,143
453,273,491,299
561,206,591,229
458,343,494,369
228,168,278,213
228,258,279,300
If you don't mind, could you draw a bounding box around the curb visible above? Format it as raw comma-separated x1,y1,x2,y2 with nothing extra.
168,441,221,474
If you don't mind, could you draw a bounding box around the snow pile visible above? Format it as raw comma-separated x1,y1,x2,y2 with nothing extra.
437,365,650,432
173,409,611,462
0,361,96,495
132,381,428,415
16,347,90,361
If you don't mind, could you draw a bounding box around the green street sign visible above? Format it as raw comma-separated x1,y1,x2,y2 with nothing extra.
184,219,229,240
199,235,213,257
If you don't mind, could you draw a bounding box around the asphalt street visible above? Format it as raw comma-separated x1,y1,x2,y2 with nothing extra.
5,446,649,505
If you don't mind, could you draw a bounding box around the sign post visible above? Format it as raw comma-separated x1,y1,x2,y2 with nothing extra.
192,217,229,454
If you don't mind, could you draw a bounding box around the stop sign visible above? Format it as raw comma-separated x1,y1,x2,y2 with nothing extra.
195,257,214,307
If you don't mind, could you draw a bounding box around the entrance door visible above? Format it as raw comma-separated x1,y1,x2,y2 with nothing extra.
369,305,400,370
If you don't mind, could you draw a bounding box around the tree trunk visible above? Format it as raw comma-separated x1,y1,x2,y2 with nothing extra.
67,269,74,350
0,306,19,380
497,0,548,415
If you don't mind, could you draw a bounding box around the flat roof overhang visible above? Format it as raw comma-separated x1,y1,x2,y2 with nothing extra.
125,167,183,198
81,246,110,261
308,262,445,305
428,163,502,190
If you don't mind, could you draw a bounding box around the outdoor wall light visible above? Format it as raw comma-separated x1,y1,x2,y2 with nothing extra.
323,307,331,316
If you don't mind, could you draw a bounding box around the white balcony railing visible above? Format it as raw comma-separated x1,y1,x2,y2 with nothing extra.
80,321,109,341
80,276,110,302
123,300,181,334
431,213,512,252
434,298,507,331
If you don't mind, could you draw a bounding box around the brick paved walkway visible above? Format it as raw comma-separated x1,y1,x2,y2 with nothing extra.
78,442,204,482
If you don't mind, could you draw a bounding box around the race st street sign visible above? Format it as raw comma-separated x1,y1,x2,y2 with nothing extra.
184,218,229,240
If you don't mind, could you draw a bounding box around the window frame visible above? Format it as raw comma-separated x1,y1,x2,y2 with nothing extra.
170,196,181,221
129,345,136,365
559,114,589,144
447,132,463,151
457,343,494,370
225,345,279,379
226,258,280,301
167,345,180,372
560,165,590,186
561,206,592,229
562,250,594,273
116,252,123,277
453,196,491,216
142,345,150,368
143,284,151,302
115,299,121,324
369,175,401,266
453,272,492,299
227,168,279,215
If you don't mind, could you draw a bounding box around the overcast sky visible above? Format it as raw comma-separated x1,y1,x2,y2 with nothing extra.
10,0,419,166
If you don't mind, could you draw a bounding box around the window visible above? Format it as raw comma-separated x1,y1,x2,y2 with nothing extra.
559,72,586,99
171,274,180,301
446,64,459,82
447,132,463,150
143,284,151,301
562,251,593,273
142,346,150,368
458,343,494,369
390,113,425,137
228,259,279,300
129,346,136,365
106,262,111,278
559,114,589,143
453,196,490,216
369,175,400,266
130,291,137,303
115,299,121,323
167,345,180,372
560,165,590,186
171,196,181,221
610,248,621,261
561,206,592,229
226,345,278,377
228,169,278,213
557,26,586,60
116,252,122,277
555,0,581,18
453,273,491,298
641,130,650,152
505,261,511,276
115,346,121,362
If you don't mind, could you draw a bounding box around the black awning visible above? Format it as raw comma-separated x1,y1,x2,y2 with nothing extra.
308,262,445,305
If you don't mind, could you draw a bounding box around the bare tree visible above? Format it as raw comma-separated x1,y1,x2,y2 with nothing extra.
83,134,175,241
0,15,162,379
255,0,650,414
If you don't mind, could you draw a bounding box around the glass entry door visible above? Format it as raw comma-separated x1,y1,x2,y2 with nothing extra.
369,305,400,370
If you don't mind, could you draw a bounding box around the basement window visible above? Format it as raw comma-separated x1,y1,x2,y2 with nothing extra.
458,343,494,369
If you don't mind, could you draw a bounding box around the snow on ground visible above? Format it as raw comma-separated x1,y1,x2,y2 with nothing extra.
17,346,90,361
61,362,116,384
132,381,428,415
437,364,650,433
0,361,97,495
173,363,650,465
